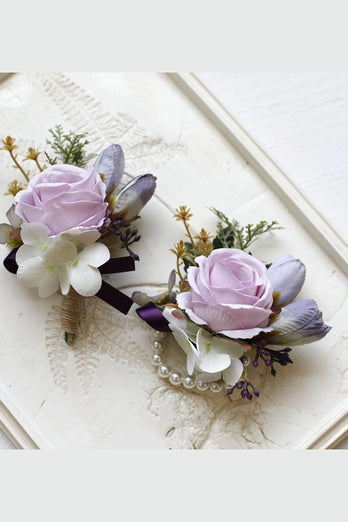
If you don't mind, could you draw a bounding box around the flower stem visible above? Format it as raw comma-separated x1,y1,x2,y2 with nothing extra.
9,150,30,182
183,219,195,246
176,255,186,284
34,158,43,172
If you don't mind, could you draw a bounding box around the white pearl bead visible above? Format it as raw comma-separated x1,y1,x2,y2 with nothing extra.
155,331,166,339
210,381,223,393
158,364,170,378
169,372,182,385
196,380,209,391
152,340,164,352
182,376,195,389
151,353,163,366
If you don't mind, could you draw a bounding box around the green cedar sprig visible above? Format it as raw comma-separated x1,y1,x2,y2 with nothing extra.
210,207,282,251
45,125,95,168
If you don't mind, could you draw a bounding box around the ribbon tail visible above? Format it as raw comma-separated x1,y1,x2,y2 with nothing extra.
96,280,133,315
99,256,135,274
3,248,18,274
136,302,171,332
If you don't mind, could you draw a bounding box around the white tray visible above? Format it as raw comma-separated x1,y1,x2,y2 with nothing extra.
0,72,347,449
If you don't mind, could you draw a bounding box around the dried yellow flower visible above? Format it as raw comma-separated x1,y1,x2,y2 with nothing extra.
173,205,193,222
1,136,17,152
170,240,187,258
194,228,213,243
4,180,25,196
24,147,41,161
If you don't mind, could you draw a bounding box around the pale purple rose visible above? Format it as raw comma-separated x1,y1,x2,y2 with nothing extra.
15,164,108,236
176,248,274,339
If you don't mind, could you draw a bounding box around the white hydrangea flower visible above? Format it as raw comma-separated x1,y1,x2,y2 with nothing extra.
16,224,110,298
69,243,110,297
17,239,77,298
16,222,55,265
163,307,244,386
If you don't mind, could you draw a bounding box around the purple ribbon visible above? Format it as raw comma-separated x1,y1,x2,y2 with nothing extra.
3,248,19,274
136,302,171,332
3,248,135,316
96,280,133,315
99,256,135,274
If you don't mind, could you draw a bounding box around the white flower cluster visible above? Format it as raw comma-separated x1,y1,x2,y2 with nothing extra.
16,223,110,298
162,307,244,387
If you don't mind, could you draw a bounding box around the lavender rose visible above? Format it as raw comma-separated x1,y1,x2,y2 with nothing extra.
176,248,274,339
15,164,108,236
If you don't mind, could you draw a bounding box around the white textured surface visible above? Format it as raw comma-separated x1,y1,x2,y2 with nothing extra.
0,72,347,449
198,73,348,245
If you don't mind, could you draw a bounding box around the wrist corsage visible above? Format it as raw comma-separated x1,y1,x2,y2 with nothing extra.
133,206,331,399
0,126,156,345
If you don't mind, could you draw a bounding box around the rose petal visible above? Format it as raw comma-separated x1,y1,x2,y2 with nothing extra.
218,303,272,329
15,165,108,235
219,325,273,339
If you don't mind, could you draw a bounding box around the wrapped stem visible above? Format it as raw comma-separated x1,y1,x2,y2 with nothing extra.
61,288,80,345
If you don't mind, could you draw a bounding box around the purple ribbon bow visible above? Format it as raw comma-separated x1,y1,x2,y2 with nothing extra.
3,248,135,315
136,302,171,332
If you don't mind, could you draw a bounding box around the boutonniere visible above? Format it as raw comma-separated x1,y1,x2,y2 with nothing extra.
0,126,156,345
133,206,331,399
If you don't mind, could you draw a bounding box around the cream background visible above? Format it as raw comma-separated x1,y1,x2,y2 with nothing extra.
0,72,347,449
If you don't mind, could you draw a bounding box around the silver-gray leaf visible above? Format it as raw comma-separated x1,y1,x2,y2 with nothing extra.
0,223,13,244
6,204,22,228
94,144,125,192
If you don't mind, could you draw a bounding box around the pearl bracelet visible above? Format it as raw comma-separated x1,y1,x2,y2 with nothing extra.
150,331,242,393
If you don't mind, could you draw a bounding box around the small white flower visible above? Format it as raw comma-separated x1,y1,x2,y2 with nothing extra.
16,227,110,298
195,358,244,387
170,325,200,375
16,222,54,264
69,242,110,297
17,239,77,298
60,228,101,248
163,307,244,385
195,328,235,374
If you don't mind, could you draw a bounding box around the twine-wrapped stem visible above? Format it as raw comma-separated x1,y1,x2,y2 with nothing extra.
61,288,80,345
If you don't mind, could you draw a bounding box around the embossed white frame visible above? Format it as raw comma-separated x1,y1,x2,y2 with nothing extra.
0,72,347,449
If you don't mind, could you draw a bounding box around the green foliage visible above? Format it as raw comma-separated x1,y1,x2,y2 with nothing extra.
182,241,196,270
210,208,282,251
45,125,95,167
